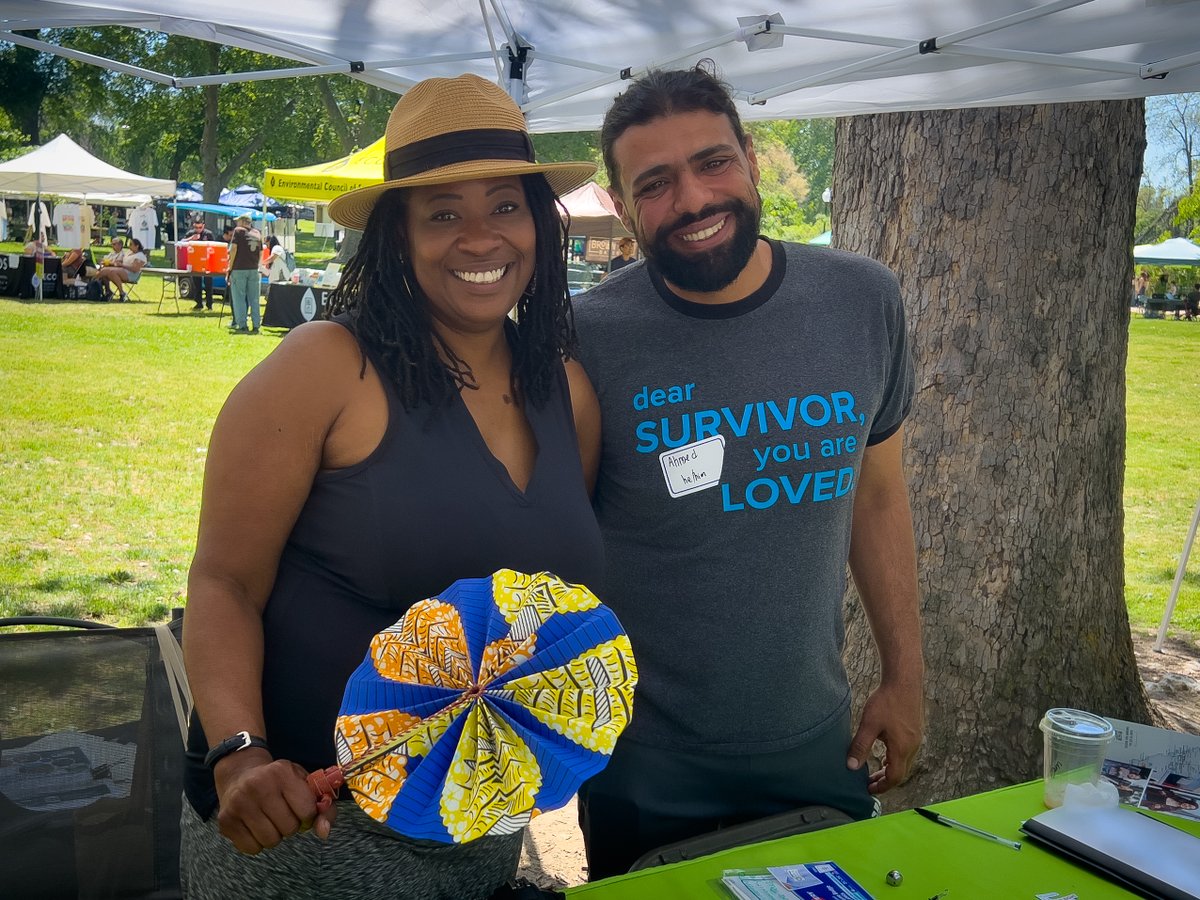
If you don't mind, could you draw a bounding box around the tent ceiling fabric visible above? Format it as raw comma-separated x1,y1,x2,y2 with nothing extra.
5,1,1200,132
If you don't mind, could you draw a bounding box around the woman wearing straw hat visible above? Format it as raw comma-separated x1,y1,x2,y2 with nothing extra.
181,74,602,898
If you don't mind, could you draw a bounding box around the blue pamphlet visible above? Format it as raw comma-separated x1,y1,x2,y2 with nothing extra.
722,861,874,900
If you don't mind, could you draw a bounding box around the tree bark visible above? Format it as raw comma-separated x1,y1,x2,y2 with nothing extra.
834,101,1153,808
219,100,297,187
316,79,355,155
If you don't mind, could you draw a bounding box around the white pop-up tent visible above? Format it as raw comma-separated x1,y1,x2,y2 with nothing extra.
4,1,1200,132
1133,237,1200,267
0,134,175,297
0,134,176,201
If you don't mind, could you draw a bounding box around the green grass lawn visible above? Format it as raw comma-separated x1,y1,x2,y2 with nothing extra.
0,293,279,623
1124,315,1200,639
0,294,1196,642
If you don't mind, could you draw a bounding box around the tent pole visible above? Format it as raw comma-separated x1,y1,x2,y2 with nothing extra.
34,184,43,301
1154,496,1200,652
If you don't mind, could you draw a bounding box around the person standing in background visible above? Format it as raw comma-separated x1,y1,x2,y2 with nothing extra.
607,236,638,274
181,218,216,311
226,214,262,334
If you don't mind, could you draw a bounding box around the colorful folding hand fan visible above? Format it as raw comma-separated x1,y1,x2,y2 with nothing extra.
307,569,637,844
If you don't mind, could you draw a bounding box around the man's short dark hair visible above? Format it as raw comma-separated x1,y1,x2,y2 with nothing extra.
601,62,748,192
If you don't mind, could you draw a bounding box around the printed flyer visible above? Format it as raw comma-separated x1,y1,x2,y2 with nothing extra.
1102,718,1200,823
723,862,874,900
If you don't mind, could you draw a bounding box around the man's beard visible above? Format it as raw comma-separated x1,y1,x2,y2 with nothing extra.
640,197,761,293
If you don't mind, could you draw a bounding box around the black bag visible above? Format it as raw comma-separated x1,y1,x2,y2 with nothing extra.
0,616,190,900
85,280,105,302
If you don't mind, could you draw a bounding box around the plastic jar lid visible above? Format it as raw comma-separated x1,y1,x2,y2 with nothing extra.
1039,708,1115,742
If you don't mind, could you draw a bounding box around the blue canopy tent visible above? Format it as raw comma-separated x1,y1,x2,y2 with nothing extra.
217,185,279,210
175,182,203,202
170,201,276,222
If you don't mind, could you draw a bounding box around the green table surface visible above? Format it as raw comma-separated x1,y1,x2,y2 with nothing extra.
566,781,1200,898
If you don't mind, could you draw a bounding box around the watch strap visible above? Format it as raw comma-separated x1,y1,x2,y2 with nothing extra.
203,730,270,769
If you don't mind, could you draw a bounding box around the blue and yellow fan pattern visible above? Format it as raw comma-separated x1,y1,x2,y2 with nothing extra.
333,570,637,843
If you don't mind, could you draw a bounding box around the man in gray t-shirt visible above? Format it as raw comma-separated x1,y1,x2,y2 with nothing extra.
572,66,924,880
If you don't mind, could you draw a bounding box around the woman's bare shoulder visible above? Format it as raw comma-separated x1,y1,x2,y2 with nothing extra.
238,320,368,401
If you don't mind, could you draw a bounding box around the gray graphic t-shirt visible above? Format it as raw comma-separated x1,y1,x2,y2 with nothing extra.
573,239,914,753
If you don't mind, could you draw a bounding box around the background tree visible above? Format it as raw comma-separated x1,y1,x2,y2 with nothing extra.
313,80,395,155
532,132,604,179
0,30,65,146
1177,183,1200,239
1145,93,1198,236
1134,184,1177,244
834,100,1154,806
1146,93,1199,193
745,132,813,240
750,118,835,224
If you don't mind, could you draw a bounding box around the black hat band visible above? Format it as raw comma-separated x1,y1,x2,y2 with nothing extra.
386,129,535,181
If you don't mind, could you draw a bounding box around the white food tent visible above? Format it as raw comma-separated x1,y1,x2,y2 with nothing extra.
0,134,176,203
3,2,1199,132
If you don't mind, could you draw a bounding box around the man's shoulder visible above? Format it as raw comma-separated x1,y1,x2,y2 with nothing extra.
778,239,899,298
573,266,655,323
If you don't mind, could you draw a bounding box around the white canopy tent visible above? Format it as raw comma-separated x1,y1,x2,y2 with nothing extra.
4,1,1200,132
1133,237,1200,267
0,133,176,201
0,134,175,297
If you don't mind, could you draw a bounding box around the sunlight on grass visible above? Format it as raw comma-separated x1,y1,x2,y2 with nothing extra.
0,294,278,624
0,294,1195,645
1124,317,1200,642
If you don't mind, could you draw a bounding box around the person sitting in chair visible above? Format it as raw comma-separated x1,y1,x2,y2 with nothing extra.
61,247,94,282
96,237,147,302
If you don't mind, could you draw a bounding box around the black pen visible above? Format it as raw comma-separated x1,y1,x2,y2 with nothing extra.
915,806,1022,850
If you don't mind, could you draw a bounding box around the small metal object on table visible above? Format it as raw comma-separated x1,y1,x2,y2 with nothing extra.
885,869,903,886
143,267,190,314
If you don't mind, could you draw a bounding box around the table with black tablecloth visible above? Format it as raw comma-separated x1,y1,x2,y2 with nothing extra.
0,254,62,299
262,283,330,329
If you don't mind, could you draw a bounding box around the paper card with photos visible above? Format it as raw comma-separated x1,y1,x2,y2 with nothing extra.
1102,718,1200,822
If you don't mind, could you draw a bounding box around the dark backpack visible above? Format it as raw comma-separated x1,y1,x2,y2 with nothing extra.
85,280,105,301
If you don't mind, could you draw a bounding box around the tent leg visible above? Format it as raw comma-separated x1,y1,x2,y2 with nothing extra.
1153,495,1200,652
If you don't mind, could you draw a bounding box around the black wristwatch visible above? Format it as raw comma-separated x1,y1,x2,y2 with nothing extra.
204,731,271,770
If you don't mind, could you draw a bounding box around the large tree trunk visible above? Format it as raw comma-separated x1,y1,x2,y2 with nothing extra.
834,101,1154,808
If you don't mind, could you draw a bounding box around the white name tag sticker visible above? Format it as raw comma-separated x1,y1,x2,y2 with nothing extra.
659,435,725,498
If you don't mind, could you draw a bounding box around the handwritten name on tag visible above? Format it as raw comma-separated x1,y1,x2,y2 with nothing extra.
659,435,725,498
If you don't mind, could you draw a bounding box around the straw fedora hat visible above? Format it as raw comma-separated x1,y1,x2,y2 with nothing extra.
329,74,596,231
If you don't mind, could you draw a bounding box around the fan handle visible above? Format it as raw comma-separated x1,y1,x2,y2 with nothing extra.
307,765,345,813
